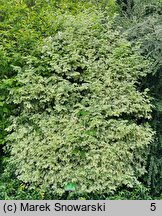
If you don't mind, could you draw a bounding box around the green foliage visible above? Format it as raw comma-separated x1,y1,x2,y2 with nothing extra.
116,0,162,197
107,184,152,200
0,175,41,200
0,168,61,200
5,10,154,197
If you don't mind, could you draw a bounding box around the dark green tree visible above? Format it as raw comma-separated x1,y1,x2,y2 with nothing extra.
116,0,162,197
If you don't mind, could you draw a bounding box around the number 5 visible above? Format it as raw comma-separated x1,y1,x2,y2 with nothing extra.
150,203,156,211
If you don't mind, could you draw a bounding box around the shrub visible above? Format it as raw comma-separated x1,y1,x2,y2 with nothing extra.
5,9,154,197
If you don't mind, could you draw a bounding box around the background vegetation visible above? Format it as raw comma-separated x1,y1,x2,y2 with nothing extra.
0,0,162,200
